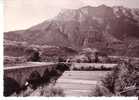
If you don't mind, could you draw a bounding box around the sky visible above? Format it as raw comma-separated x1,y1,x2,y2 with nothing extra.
4,0,139,32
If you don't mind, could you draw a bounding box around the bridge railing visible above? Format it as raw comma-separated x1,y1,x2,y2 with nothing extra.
4,62,56,71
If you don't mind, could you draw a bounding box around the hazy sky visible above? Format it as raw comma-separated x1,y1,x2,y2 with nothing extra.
4,0,139,32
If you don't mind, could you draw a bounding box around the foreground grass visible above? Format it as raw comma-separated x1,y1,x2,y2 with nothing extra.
16,83,65,97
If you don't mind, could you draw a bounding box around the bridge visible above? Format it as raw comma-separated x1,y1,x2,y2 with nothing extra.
4,62,117,96
4,62,58,87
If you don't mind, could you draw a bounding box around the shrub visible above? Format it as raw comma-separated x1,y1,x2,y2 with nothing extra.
73,67,78,70
88,66,92,70
42,85,65,97
101,61,138,96
100,65,104,70
18,84,65,96
58,56,67,62
81,66,84,70
101,72,116,94
26,50,41,62
18,86,34,96
77,59,81,63
89,85,113,96
56,63,70,72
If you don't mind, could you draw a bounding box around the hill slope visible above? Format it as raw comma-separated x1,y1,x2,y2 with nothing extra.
4,5,139,57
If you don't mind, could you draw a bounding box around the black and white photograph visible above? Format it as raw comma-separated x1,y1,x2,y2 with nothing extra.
3,0,139,98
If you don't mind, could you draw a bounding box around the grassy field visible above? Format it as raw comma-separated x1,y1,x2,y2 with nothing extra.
56,71,110,96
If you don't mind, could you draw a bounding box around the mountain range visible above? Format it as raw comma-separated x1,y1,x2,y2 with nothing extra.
4,5,139,57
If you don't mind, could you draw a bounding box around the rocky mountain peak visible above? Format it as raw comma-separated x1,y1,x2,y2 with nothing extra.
4,5,139,56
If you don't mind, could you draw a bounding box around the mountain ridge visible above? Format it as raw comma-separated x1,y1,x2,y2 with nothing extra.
4,5,139,56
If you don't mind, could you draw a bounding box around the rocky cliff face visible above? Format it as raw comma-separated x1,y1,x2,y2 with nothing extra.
4,5,139,56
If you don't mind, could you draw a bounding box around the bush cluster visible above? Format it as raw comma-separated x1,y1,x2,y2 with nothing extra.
101,61,138,96
72,65,112,71
41,85,65,96
17,84,65,97
89,85,113,96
